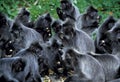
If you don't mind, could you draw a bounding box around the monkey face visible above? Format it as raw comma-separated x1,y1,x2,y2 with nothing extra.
35,13,52,41
1,40,15,57
52,20,62,33
84,6,101,28
62,48,78,72
17,8,30,23
57,0,74,21
0,57,26,82
99,37,112,54
85,12,100,27
0,13,14,57
35,13,52,29
63,50,73,69
39,39,64,75
60,0,72,10
58,19,75,43
59,25,74,41
95,16,116,54
12,58,26,73
27,42,43,54
46,39,63,63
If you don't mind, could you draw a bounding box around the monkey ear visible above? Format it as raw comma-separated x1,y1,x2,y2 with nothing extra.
12,58,26,72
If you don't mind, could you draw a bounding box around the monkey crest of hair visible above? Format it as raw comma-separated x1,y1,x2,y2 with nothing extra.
0,12,7,26
61,0,73,3
86,6,98,13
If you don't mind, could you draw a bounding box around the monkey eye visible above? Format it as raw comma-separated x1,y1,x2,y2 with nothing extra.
5,41,14,55
97,16,100,19
101,40,105,43
48,33,51,36
46,27,49,30
7,49,13,55
9,41,12,43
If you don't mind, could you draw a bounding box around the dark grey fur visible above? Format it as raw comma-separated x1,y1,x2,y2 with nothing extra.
95,16,116,54
59,19,95,53
56,0,80,21
63,48,105,82
76,6,101,36
9,21,43,55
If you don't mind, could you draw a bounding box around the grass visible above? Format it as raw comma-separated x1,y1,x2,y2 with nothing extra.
0,0,120,22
